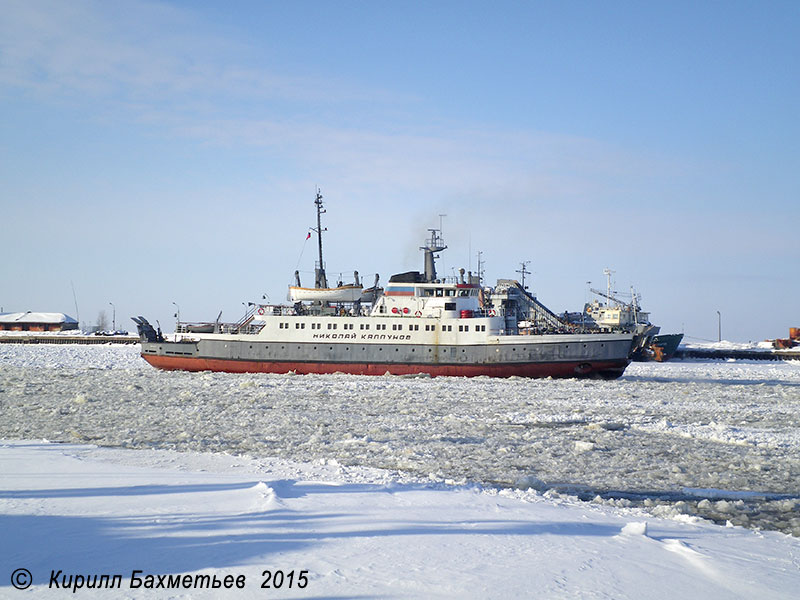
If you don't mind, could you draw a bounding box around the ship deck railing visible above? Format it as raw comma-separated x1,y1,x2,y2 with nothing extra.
220,323,265,335
176,304,510,331
175,322,267,335
254,304,510,319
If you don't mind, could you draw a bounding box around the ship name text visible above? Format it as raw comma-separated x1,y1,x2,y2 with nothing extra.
311,333,412,341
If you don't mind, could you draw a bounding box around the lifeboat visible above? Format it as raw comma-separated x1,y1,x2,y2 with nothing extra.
288,284,363,303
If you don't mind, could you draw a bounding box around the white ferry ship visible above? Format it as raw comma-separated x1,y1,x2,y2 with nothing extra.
133,193,634,379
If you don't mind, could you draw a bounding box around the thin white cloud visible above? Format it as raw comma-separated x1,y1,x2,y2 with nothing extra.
0,0,744,240
0,0,684,213
0,0,409,108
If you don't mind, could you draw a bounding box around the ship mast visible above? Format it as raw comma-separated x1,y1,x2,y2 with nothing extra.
603,268,615,307
421,224,447,283
313,189,328,289
516,260,531,290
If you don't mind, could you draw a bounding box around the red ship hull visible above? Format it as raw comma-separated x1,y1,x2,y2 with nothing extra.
141,353,629,379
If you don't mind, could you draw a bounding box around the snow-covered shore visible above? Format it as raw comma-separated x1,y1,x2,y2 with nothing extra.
681,338,800,353
2,440,799,599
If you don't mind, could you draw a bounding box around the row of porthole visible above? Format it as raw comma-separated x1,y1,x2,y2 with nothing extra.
243,343,604,353
246,344,466,354
499,343,604,352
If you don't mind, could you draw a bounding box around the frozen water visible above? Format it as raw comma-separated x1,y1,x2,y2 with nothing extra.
1,344,799,535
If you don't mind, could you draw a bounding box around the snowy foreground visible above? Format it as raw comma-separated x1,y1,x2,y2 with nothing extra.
2,344,800,597
2,439,799,599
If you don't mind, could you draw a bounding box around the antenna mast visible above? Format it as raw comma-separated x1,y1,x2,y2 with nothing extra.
70,280,80,326
516,261,531,290
313,188,328,288
603,268,615,306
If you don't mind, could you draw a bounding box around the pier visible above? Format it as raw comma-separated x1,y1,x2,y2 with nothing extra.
0,334,139,345
674,348,800,361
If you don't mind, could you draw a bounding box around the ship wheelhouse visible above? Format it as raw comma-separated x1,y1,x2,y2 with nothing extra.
374,272,486,320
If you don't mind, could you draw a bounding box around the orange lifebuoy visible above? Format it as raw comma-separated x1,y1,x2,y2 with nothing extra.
257,307,265,315
488,309,496,317
415,310,422,317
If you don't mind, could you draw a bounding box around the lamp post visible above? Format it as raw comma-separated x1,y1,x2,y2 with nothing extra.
584,281,591,330
717,310,721,342
172,302,180,330
108,302,115,332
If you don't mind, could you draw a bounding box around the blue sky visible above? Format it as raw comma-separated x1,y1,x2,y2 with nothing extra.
1,0,797,342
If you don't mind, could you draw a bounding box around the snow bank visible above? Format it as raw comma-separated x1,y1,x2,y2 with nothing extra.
2,441,798,599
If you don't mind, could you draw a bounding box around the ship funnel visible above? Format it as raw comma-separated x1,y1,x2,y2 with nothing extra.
420,228,447,283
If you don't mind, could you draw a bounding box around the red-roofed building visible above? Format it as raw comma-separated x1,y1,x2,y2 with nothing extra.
0,312,79,332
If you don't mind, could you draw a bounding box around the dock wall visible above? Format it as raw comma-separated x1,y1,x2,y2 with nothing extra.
674,348,800,361
0,335,140,345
